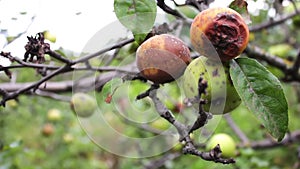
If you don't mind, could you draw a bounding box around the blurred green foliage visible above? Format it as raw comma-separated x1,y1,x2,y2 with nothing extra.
1,80,299,169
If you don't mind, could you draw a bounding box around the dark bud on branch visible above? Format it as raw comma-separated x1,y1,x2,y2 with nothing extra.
24,32,50,64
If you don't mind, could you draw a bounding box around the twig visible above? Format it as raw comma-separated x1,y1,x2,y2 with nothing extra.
104,48,120,66
0,65,12,79
245,44,300,82
35,90,71,102
171,0,206,11
46,49,72,64
0,88,9,106
249,9,300,32
73,38,134,64
0,63,59,70
156,0,185,19
250,130,300,149
136,84,160,100
244,44,288,70
144,129,300,168
224,114,250,146
183,143,235,164
147,88,235,164
75,65,138,74
0,64,137,94
0,65,71,105
0,51,60,70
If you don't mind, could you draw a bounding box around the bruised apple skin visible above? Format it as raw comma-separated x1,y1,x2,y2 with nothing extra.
136,34,191,84
190,7,249,61
183,56,241,114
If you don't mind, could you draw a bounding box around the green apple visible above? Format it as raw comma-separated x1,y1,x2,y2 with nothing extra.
70,93,97,118
183,56,241,114
206,133,236,158
43,30,56,43
44,54,51,62
63,133,74,143
47,108,62,121
268,44,293,59
6,100,18,108
150,118,171,131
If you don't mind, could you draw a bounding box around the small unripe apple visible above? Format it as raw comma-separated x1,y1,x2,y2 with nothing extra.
41,123,54,137
47,108,62,121
172,142,184,151
183,56,241,114
6,100,18,108
136,34,191,84
268,44,293,59
70,93,97,118
43,30,56,43
206,133,236,158
150,118,171,131
63,133,74,143
190,7,249,61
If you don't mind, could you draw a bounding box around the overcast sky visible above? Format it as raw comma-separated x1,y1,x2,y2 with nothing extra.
0,0,283,65
0,0,233,53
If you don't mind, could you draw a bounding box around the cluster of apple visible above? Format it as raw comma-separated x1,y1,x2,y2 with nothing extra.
137,7,249,114
41,93,96,142
41,109,74,143
136,7,250,157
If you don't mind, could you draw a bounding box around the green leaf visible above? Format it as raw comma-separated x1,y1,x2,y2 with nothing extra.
230,58,288,141
114,0,157,43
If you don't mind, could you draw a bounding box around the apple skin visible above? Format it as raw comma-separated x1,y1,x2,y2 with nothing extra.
206,133,237,158
150,118,171,131
47,109,62,121
70,93,97,118
136,34,191,84
190,7,249,61
172,142,184,151
43,30,56,43
268,44,293,59
63,133,74,143
6,100,18,108
183,56,241,114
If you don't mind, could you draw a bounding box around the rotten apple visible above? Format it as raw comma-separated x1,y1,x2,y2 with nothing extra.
136,34,191,84
190,7,249,61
